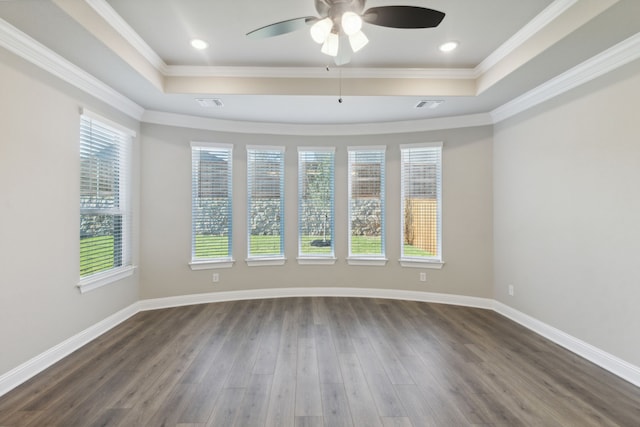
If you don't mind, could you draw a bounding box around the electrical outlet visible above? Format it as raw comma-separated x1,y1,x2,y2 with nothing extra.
212,273,220,283
508,284,514,296
419,272,427,282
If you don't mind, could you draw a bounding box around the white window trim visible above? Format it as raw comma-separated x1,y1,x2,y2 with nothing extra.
189,259,235,270
191,141,233,150
77,265,136,294
80,108,136,138
246,145,286,263
246,256,287,267
79,109,135,290
297,147,336,261
399,141,444,266
297,256,337,265
190,141,233,265
347,145,386,262
347,257,388,266
399,258,445,269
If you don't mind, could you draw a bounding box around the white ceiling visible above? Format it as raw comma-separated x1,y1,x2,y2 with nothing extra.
1,0,639,126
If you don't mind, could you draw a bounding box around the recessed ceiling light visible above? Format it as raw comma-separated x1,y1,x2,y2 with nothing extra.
191,39,208,50
439,41,458,53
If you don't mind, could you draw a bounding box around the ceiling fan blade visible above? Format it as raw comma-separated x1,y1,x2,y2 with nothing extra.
246,16,317,39
363,6,445,29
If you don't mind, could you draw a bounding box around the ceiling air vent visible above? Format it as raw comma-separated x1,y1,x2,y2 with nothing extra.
195,98,224,108
415,100,444,109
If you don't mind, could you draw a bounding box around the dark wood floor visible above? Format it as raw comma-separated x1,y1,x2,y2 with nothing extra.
1,297,639,426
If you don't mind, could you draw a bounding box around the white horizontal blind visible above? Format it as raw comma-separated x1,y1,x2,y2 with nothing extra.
298,147,335,257
191,143,233,261
400,143,442,260
348,147,385,257
247,146,285,258
80,114,132,278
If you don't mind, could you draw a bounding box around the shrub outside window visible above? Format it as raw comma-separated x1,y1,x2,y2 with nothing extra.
79,111,134,291
348,146,386,264
190,142,233,269
247,146,285,265
298,147,336,263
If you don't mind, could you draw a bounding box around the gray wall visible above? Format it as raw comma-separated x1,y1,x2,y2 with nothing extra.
493,60,640,366
0,50,140,376
139,124,494,300
5,25,639,384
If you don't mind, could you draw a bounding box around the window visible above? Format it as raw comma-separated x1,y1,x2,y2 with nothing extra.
191,142,233,269
348,146,386,264
247,146,285,265
400,142,443,268
79,111,134,292
298,147,335,263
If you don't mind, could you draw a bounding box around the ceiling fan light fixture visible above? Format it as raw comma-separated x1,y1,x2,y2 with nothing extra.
321,32,339,56
310,17,333,44
349,30,369,53
341,11,363,36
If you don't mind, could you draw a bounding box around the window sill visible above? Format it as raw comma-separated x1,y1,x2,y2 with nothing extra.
246,256,286,267
189,258,235,270
297,256,337,265
347,257,388,266
77,265,136,294
399,258,445,269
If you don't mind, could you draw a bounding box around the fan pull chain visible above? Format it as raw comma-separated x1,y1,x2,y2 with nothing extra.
326,66,344,103
338,68,343,103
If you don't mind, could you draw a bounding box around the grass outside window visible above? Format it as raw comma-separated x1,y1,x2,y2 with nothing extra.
190,235,433,258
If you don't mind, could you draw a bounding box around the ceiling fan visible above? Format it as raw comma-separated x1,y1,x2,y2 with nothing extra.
246,0,445,65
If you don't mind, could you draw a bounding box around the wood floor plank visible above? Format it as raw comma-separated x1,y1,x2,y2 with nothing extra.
350,336,407,417
320,382,353,427
294,416,324,427
233,374,273,427
180,302,271,423
295,338,323,417
338,352,383,427
204,387,246,427
265,313,298,427
1,298,639,427
381,417,413,427
313,324,343,385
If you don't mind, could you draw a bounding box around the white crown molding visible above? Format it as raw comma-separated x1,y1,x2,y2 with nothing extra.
142,110,493,136
164,65,476,80
85,0,168,74
491,31,640,123
0,17,144,120
475,0,578,76
3,288,638,398
2,6,637,131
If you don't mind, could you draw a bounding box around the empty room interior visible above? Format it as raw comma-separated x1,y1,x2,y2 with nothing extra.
1,0,640,425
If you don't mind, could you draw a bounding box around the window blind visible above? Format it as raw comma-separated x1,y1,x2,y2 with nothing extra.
348,146,385,257
298,147,335,257
191,143,233,261
80,114,132,278
400,143,442,260
247,146,285,259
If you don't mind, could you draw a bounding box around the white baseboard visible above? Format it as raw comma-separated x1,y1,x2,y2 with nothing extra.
494,301,640,388
137,287,494,312
2,288,638,397
0,303,140,397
